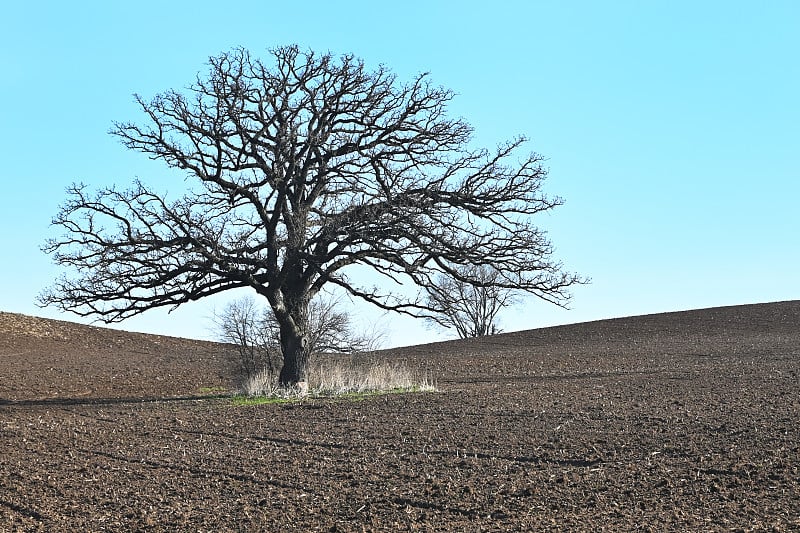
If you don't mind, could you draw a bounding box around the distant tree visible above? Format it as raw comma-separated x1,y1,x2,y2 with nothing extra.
39,45,584,385
424,264,516,338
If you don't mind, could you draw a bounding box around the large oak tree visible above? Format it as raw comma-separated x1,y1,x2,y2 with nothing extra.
40,45,583,385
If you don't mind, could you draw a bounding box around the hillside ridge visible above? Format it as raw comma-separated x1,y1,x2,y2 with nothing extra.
1,300,797,401
0,310,217,345
2,300,798,352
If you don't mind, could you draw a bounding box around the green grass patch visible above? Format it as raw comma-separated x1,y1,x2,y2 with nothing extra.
197,385,229,395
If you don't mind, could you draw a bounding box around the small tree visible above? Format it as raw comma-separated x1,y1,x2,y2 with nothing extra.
40,45,584,385
212,296,279,381
424,264,515,338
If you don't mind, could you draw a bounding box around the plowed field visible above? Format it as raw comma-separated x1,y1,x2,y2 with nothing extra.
1,302,799,531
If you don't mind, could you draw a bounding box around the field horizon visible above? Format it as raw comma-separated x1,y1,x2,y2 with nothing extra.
1,298,797,396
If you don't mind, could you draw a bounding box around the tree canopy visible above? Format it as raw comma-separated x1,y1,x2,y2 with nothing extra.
40,45,584,384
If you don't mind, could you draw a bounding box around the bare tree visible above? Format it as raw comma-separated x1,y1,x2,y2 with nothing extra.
424,264,516,338
40,45,584,385
213,293,383,385
301,294,385,355
212,295,279,381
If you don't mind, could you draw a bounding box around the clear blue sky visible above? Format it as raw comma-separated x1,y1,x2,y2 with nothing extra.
2,1,798,346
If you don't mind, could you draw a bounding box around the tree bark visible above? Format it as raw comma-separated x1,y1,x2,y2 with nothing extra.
277,325,309,386
275,287,311,386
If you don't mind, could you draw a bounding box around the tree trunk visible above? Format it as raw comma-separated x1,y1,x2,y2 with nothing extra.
276,296,310,386
274,249,311,386
278,327,309,386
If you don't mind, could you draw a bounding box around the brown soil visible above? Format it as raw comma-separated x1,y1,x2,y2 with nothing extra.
1,302,799,531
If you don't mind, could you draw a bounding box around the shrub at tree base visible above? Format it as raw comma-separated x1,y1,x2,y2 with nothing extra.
240,357,434,398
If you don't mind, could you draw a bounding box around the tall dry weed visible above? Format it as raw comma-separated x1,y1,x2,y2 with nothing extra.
241,356,434,397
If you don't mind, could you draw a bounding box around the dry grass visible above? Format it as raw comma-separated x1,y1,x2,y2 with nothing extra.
240,356,435,398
